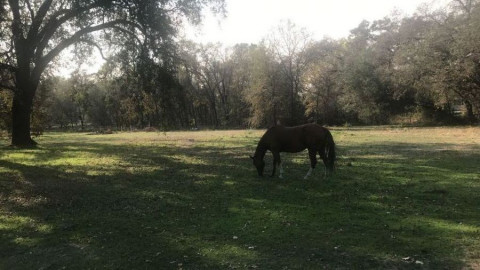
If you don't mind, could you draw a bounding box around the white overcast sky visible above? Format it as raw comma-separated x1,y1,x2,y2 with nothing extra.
184,0,447,45
60,0,449,76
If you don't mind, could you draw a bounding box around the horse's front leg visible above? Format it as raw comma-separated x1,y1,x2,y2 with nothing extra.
304,148,317,179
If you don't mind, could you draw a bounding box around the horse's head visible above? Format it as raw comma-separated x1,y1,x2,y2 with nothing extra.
324,144,336,174
250,155,265,177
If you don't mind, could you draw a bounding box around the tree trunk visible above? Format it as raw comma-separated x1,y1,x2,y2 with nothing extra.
465,100,476,124
11,87,37,147
273,103,277,126
10,40,40,147
79,114,85,130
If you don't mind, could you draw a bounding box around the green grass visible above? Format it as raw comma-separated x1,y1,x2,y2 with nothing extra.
1,127,479,269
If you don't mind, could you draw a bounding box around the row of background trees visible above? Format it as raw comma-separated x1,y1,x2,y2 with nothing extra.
1,0,479,136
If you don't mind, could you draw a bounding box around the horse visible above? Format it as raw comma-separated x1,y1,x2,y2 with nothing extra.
250,123,336,179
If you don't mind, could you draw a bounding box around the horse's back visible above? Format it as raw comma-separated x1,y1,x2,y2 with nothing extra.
263,124,332,152
302,123,330,137
300,124,331,146
263,125,304,152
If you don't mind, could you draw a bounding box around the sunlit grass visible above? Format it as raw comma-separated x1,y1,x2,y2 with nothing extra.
0,127,479,269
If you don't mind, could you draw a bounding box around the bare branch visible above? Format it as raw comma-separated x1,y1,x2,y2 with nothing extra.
78,39,108,60
0,62,17,72
111,26,143,45
0,79,15,91
453,0,472,14
0,84,15,91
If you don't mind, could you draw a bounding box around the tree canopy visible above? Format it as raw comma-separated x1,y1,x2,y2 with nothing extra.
0,0,224,146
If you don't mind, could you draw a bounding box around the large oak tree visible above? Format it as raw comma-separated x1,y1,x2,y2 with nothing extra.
0,0,224,147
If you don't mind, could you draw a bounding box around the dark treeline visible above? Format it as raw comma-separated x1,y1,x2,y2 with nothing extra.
2,0,479,134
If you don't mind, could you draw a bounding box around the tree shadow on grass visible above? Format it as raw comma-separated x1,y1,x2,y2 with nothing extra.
327,142,480,268
0,138,479,269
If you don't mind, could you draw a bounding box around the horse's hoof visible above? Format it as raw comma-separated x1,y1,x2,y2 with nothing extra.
279,175,283,179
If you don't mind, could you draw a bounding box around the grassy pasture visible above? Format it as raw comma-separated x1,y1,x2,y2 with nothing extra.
0,127,479,269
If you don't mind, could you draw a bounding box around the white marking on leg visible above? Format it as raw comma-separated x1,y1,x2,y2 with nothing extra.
279,163,284,179
304,167,313,180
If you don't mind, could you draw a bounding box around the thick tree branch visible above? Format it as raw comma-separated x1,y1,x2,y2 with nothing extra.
34,3,103,61
7,0,23,39
41,2,100,36
27,0,54,43
33,19,145,80
44,19,144,63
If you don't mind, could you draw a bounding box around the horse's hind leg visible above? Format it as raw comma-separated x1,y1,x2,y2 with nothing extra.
304,148,317,179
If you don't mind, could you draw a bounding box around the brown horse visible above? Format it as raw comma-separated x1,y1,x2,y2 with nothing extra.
250,124,336,179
